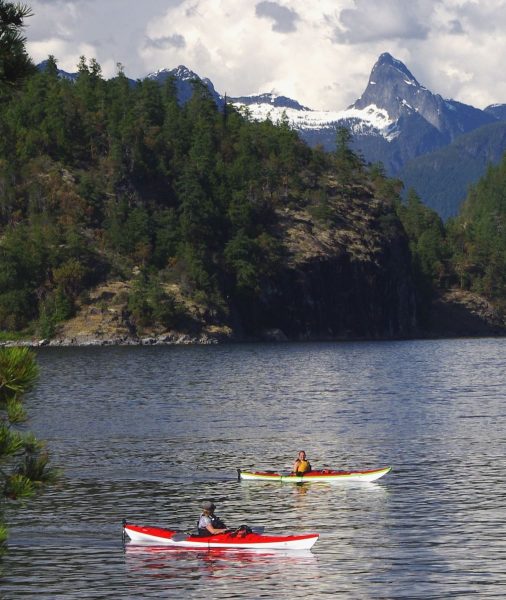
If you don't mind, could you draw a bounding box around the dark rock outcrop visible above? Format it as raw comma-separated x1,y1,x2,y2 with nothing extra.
231,183,418,340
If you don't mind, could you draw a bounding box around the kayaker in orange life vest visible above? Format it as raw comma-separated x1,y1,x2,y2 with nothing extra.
292,450,312,475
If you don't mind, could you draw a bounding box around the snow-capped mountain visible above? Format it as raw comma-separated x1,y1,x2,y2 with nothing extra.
352,53,494,141
230,52,497,174
228,92,309,112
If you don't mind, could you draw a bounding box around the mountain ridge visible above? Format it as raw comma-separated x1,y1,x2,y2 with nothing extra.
39,55,506,218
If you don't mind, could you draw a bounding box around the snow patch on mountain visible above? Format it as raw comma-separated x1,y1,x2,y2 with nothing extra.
231,99,396,140
148,65,196,81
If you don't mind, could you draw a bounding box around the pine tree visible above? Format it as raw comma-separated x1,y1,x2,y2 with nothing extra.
335,126,362,184
0,1,35,99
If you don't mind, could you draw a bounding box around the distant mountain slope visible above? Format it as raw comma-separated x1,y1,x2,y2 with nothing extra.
399,121,506,219
485,103,506,121
146,65,224,107
37,59,78,81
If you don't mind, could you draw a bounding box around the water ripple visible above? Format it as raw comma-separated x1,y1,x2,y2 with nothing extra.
3,339,506,598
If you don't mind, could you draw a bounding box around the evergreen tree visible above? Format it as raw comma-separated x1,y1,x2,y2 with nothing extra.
334,126,363,189
0,1,35,98
398,188,446,283
0,347,56,552
447,154,506,302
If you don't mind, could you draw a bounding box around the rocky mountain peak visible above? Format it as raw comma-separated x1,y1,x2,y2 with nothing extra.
352,53,423,118
147,64,199,82
373,52,419,85
351,52,493,138
173,65,198,80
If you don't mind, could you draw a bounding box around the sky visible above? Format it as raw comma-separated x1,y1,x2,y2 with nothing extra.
24,0,506,111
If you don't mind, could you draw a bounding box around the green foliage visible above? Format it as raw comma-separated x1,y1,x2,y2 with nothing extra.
447,153,506,304
0,348,55,534
38,287,74,338
398,189,446,283
6,397,27,423
224,232,261,292
0,422,25,455
0,330,30,342
396,189,448,327
16,448,58,484
0,347,39,403
0,46,330,327
53,259,88,299
335,126,364,187
4,473,36,499
127,271,183,329
0,1,35,98
0,11,57,533
0,523,7,545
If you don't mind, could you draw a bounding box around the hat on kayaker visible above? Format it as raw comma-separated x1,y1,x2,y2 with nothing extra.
202,500,215,511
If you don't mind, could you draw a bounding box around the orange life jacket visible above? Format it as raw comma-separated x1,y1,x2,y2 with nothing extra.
296,459,311,473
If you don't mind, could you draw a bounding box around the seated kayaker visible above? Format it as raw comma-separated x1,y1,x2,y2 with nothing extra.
197,500,229,536
292,450,312,475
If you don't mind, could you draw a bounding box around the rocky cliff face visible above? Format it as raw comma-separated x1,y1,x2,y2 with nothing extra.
229,180,418,341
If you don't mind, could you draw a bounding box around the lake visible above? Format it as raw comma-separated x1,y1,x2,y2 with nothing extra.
3,339,506,599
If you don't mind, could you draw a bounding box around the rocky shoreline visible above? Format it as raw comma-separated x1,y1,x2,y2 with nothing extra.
0,327,295,348
0,333,221,348
2,288,505,349
2,322,506,350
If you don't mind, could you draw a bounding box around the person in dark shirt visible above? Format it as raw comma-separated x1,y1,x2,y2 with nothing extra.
197,501,228,536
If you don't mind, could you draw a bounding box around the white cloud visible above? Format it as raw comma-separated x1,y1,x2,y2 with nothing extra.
24,0,506,110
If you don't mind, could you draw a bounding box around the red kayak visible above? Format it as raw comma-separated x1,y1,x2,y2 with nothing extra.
123,522,319,550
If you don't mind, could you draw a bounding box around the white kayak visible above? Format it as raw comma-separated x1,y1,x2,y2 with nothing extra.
238,466,391,483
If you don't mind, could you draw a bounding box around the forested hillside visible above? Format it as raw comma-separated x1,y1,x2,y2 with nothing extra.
1,1,505,343
400,122,506,220
448,155,506,307
0,52,424,342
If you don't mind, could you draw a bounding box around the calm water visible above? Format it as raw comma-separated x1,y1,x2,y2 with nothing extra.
3,339,506,599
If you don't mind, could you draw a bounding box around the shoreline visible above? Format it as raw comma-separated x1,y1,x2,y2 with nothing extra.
2,328,506,349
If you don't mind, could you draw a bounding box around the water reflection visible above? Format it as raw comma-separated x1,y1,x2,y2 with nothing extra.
124,543,319,583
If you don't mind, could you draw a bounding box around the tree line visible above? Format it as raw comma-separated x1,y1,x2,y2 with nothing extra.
1,0,505,339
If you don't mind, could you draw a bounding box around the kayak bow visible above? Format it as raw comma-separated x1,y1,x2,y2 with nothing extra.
123,522,319,550
238,466,391,483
